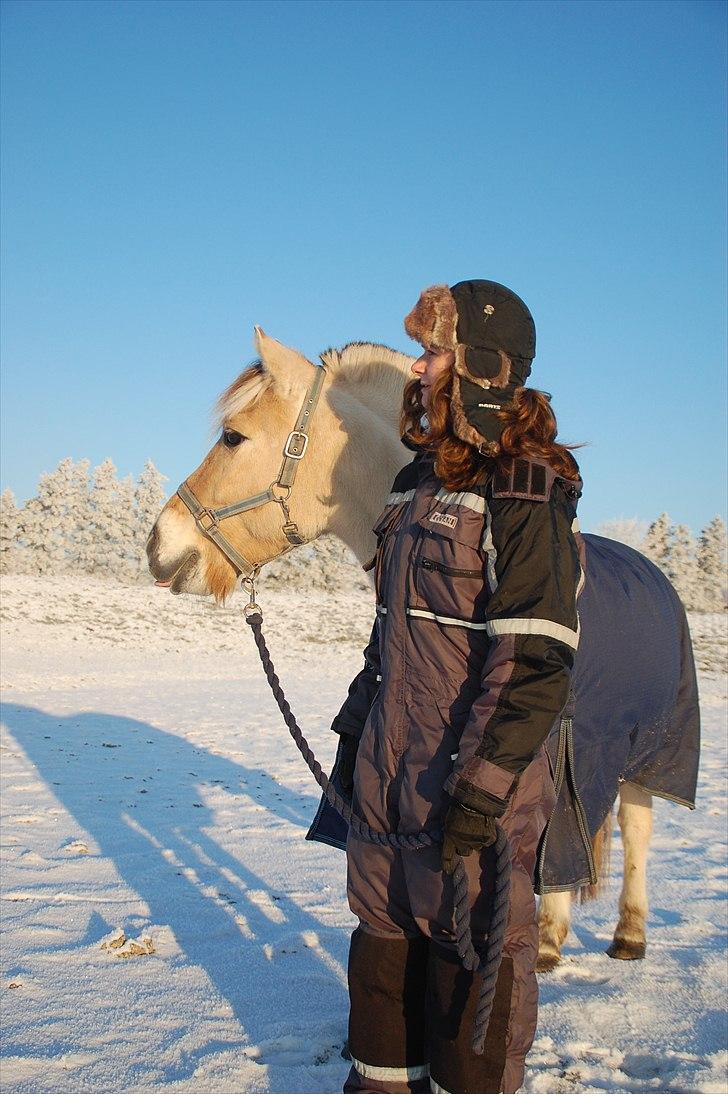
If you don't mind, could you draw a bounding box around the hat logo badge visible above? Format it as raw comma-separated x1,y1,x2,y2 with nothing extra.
483,305,495,323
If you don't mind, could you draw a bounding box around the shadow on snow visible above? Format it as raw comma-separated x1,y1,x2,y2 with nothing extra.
2,702,350,1080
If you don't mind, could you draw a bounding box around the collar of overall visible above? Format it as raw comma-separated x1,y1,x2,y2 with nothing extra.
176,365,327,584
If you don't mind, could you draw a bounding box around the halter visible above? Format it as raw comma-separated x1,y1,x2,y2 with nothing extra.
176,365,327,579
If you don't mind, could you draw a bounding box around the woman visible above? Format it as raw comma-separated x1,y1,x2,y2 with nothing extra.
333,280,584,1094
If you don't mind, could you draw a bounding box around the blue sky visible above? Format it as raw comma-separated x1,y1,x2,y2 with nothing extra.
1,0,726,533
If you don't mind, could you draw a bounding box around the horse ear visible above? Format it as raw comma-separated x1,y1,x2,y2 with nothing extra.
253,326,312,394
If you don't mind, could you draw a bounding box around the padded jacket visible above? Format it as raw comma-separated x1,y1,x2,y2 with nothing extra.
333,451,584,820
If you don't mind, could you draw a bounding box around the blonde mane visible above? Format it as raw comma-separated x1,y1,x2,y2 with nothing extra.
322,341,414,390
215,362,269,428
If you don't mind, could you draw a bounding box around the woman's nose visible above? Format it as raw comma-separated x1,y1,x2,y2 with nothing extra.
411,355,426,376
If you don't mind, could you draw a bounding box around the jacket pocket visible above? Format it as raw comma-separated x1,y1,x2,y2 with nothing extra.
412,517,488,623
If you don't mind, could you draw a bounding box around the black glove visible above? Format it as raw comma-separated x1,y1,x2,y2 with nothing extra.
337,733,359,793
442,801,499,875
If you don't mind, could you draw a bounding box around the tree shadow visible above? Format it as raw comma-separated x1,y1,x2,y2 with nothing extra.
2,702,350,1076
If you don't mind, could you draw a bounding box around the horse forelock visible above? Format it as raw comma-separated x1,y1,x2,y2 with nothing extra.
214,361,270,427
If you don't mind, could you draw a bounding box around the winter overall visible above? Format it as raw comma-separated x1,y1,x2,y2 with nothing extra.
334,453,584,1094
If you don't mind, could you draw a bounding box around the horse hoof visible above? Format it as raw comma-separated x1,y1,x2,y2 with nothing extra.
606,938,646,960
536,952,561,973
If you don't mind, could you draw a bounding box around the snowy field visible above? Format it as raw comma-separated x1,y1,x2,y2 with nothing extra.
1,574,726,1094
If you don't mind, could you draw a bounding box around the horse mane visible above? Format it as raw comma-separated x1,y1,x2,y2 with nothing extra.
322,341,415,408
215,342,415,430
322,341,414,381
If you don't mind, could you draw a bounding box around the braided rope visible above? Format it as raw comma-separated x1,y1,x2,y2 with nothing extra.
245,608,511,1054
452,831,512,1053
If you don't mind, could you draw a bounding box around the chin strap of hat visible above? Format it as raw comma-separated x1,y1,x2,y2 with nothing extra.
176,365,327,577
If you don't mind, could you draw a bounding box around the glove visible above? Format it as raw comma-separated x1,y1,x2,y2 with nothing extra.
442,801,499,875
337,733,359,793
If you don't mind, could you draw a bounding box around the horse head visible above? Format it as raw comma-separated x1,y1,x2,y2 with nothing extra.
147,329,414,601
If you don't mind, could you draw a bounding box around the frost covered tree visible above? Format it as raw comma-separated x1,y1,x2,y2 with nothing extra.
696,516,727,611
13,496,42,573
2,458,169,579
133,460,168,570
89,459,130,575
666,524,699,609
642,513,672,574
35,466,69,571
13,459,91,573
0,489,21,574
56,458,92,572
595,517,648,551
116,473,139,578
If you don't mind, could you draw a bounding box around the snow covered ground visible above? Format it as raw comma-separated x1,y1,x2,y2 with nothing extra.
1,575,726,1094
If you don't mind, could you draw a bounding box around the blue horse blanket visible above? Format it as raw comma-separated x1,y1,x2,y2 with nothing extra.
307,535,701,891
536,534,699,891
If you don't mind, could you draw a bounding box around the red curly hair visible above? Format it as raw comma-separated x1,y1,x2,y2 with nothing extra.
400,369,581,490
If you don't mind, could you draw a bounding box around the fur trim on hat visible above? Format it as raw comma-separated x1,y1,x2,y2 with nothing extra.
450,372,500,455
453,345,513,391
404,285,458,351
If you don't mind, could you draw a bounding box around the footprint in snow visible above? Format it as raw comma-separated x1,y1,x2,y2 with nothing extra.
245,1034,344,1068
549,959,611,985
61,838,90,855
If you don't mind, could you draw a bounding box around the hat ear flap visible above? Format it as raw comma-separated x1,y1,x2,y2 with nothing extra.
454,346,512,390
450,372,497,450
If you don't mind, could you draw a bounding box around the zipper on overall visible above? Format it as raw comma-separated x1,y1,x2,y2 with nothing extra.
420,557,481,578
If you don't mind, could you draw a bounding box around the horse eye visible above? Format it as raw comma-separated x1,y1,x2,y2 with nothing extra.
222,429,245,448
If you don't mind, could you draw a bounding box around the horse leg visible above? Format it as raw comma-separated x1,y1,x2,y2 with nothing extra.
607,781,652,960
536,890,572,972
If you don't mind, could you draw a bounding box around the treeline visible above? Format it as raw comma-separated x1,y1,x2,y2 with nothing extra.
0,458,167,581
1,460,726,610
597,514,727,612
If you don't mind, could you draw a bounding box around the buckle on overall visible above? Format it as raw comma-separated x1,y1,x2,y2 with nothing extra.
284,431,308,459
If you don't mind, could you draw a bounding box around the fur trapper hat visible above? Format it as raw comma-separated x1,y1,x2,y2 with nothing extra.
404,279,536,452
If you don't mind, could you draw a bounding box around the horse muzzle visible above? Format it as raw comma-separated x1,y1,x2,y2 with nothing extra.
146,523,203,594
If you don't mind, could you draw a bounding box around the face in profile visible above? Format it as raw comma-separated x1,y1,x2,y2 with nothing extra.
410,347,455,408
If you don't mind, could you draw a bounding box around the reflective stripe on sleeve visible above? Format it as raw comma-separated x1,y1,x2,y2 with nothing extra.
485,616,580,649
351,1055,429,1082
429,1077,455,1094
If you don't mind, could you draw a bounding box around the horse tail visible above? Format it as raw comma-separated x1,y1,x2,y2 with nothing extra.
578,811,612,904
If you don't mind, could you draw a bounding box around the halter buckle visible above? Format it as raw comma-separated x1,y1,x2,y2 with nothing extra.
284,431,309,459
196,508,219,533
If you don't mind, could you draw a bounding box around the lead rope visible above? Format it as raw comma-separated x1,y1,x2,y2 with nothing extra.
243,590,511,1055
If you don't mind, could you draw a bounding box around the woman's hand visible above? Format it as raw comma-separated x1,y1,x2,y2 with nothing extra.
441,801,499,874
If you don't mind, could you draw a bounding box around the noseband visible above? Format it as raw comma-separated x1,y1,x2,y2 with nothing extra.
176,365,327,579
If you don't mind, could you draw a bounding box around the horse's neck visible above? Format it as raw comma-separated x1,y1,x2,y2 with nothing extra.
322,348,413,563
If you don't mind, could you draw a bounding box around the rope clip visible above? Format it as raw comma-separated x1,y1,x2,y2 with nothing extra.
242,573,262,620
